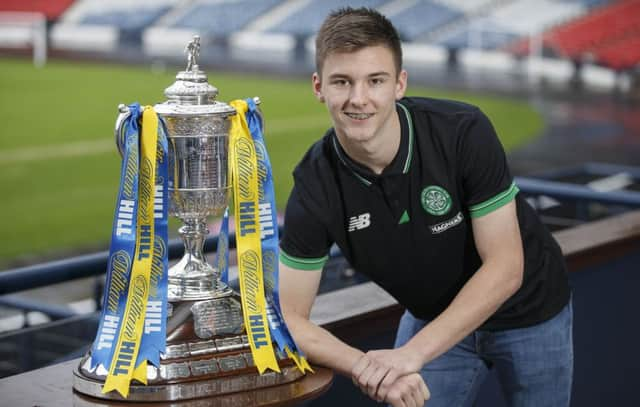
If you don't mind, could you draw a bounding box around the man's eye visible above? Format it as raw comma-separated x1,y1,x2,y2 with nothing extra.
332,79,348,86
371,78,384,85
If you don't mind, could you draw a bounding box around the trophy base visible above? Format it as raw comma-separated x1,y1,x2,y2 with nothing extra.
73,364,304,402
73,291,304,402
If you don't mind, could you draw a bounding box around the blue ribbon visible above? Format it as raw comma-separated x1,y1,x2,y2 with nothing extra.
90,104,169,370
90,103,141,369
245,98,303,358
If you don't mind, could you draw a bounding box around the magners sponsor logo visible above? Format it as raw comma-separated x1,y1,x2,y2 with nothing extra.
429,211,464,234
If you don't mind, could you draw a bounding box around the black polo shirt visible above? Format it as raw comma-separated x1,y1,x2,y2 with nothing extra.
280,96,570,331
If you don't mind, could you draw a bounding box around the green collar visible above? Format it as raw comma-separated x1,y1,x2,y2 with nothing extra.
332,101,414,186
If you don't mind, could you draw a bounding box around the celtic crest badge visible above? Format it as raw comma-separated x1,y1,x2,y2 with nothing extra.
421,185,451,216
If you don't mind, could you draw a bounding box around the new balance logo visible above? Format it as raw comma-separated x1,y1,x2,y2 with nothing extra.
348,213,371,232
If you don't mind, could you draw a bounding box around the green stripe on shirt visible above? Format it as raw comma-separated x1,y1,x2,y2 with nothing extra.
280,250,328,271
469,182,519,218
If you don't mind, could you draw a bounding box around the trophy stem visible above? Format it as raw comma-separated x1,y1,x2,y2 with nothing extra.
181,220,208,263
168,219,230,301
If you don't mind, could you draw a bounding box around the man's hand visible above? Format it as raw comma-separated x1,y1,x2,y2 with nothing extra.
385,373,430,407
351,347,424,401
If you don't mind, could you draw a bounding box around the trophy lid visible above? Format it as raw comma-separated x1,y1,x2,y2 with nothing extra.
155,35,235,116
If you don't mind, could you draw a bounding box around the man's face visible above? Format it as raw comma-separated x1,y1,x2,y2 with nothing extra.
313,45,407,146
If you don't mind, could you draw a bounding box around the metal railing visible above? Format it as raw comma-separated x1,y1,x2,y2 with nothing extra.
2,163,640,320
0,233,235,324
0,227,345,323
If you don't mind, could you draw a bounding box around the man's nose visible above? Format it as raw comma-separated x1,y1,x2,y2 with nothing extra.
348,82,368,106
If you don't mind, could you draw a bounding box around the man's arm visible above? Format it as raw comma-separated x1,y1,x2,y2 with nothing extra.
279,261,429,406
354,200,524,400
279,261,364,376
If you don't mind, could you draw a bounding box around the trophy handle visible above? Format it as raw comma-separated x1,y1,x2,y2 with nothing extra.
252,96,265,133
114,103,132,158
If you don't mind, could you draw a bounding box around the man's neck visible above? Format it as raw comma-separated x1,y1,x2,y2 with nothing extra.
336,111,401,175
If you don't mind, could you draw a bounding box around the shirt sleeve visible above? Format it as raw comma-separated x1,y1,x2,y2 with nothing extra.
458,108,519,218
279,184,332,271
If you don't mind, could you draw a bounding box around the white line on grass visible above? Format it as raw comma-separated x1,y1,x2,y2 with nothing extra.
0,115,329,165
0,139,114,165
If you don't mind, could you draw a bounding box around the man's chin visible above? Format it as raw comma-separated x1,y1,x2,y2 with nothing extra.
341,132,373,143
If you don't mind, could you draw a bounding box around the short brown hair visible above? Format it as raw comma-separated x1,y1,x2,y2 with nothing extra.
315,7,402,75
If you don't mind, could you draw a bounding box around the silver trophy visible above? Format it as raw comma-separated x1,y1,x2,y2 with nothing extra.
73,36,302,402
155,35,233,301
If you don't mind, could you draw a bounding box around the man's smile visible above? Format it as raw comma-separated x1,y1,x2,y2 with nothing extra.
344,112,375,120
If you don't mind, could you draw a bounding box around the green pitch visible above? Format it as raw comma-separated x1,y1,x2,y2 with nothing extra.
0,58,542,267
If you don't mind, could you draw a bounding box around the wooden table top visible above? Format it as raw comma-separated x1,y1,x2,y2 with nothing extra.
0,358,333,407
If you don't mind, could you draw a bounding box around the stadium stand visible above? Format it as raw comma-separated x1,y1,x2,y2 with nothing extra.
387,1,463,41
435,0,496,13
77,5,172,40
143,0,286,59
543,0,640,71
167,0,283,37
436,0,588,50
0,0,75,66
596,36,640,71
0,0,75,21
407,0,501,43
266,0,388,36
14,0,630,91
50,0,178,52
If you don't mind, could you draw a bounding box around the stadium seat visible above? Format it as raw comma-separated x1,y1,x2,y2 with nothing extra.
266,0,387,37
142,0,286,59
0,0,74,61
55,0,177,32
50,0,179,51
595,35,640,71
0,0,75,21
435,0,496,14
388,1,463,41
436,0,587,50
541,0,640,70
437,19,521,50
167,0,283,37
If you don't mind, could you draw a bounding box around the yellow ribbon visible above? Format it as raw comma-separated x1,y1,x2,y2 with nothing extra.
103,106,158,397
229,99,279,374
286,347,314,373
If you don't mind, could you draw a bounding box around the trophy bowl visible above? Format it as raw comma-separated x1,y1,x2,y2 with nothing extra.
158,101,235,302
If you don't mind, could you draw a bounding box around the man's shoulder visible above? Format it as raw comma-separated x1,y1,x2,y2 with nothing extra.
400,96,481,119
293,130,334,179
400,96,490,143
290,130,341,222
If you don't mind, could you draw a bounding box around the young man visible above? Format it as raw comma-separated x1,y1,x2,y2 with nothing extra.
279,7,572,407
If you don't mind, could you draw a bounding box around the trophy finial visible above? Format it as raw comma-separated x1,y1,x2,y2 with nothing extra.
185,35,201,72
163,35,227,105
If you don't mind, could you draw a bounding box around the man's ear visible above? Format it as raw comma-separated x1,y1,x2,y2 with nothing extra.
395,69,408,100
312,72,325,103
